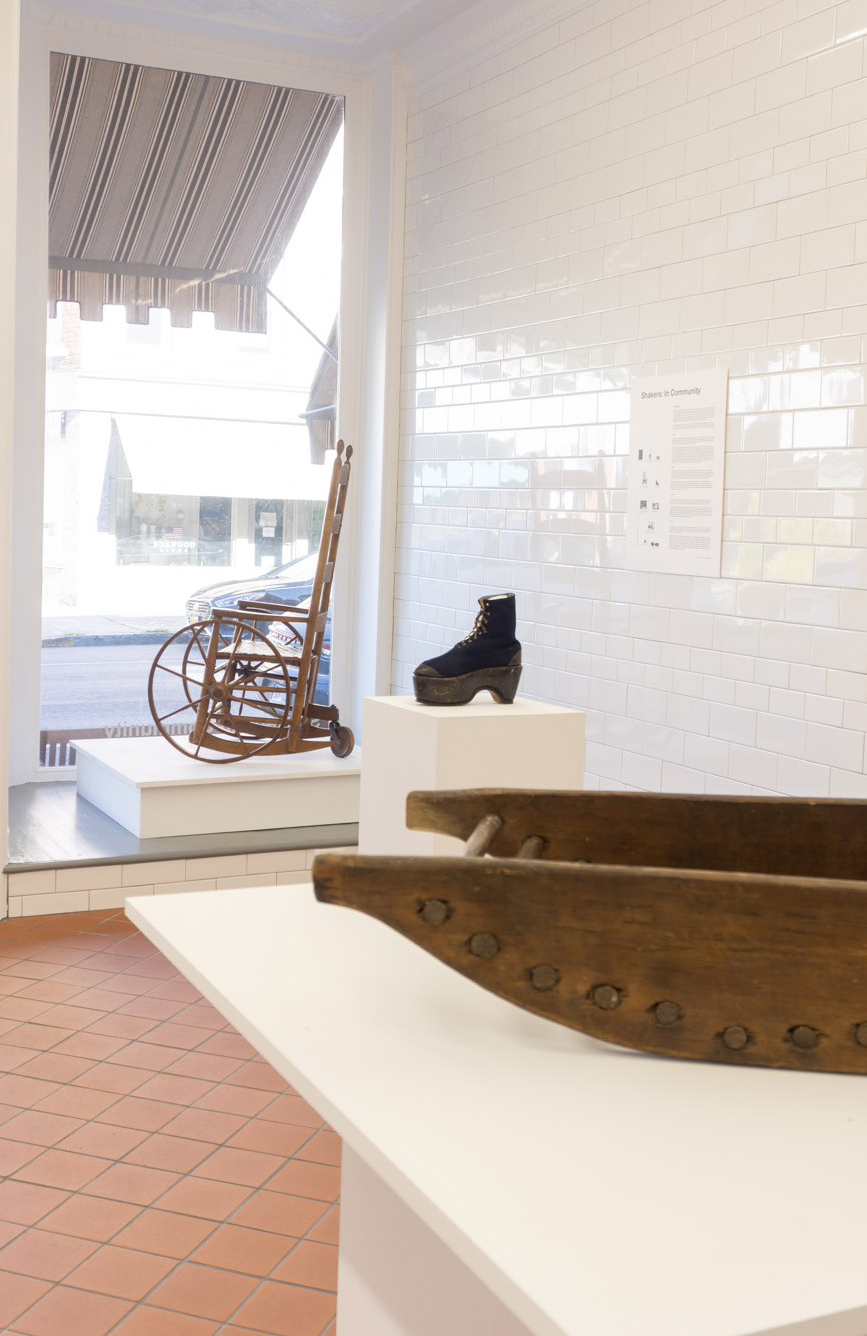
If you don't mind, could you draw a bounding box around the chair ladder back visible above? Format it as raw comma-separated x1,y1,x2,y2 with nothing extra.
288,440,352,740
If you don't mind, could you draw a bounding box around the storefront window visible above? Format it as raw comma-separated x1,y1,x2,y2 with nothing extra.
39,53,344,769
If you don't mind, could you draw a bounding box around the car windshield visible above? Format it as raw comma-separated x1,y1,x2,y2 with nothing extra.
272,552,319,581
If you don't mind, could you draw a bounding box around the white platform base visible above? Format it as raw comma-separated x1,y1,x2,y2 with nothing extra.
359,695,585,855
74,736,361,839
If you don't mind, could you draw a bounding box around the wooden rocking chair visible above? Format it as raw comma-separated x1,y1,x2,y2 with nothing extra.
148,440,354,763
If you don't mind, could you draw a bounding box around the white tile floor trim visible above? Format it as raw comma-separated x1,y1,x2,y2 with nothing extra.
4,847,357,917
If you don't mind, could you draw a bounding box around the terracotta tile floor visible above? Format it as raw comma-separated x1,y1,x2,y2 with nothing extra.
0,907,340,1336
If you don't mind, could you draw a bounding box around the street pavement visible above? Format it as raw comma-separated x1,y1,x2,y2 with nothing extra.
41,641,188,731
40,616,329,745
41,639,330,737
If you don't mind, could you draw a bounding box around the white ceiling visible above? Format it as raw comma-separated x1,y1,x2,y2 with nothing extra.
171,0,439,42
56,0,478,61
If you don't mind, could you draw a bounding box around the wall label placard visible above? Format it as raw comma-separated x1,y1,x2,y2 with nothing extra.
626,370,728,577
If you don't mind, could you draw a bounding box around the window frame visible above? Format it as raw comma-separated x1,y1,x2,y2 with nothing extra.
12,13,377,786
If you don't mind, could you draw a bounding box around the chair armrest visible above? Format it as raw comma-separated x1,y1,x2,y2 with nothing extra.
235,601,311,616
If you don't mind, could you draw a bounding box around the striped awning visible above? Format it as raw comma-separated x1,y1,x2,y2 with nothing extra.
49,53,343,333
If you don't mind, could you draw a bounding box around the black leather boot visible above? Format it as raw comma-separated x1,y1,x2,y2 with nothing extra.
413,593,522,705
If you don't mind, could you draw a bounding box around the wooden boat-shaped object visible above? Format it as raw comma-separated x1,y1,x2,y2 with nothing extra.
312,788,867,1075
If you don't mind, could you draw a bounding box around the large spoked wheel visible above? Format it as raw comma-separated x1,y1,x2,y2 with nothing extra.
148,618,293,764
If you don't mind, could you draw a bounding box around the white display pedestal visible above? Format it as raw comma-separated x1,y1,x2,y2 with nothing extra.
75,736,361,838
128,883,867,1336
359,696,585,855
339,1147,531,1336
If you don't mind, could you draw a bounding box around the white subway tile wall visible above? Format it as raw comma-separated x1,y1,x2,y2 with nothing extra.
5,848,356,917
396,0,867,796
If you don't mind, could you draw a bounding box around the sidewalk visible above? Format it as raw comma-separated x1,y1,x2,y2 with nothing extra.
42,614,188,647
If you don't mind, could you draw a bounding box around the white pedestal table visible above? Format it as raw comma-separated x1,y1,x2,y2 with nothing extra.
127,884,867,1336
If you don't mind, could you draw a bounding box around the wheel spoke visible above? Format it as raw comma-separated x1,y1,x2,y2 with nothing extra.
228,659,268,677
227,682,284,705
215,708,255,755
237,691,282,722
193,697,222,757
236,682,287,720
247,696,284,719
155,661,205,688
183,635,208,668
232,689,252,722
157,693,208,724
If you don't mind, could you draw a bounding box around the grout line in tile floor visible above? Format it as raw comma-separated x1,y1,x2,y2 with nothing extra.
0,906,342,1336
95,1120,338,1336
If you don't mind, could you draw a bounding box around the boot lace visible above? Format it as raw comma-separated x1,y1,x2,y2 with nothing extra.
459,607,489,645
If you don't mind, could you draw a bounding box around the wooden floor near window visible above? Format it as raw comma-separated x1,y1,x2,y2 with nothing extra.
7,784,357,874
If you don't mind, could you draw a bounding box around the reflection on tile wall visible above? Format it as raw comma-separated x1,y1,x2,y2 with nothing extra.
395,0,867,796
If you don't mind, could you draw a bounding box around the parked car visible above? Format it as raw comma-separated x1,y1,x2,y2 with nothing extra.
185,551,330,698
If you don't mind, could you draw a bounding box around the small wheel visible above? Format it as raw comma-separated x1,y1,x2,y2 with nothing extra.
329,722,354,758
